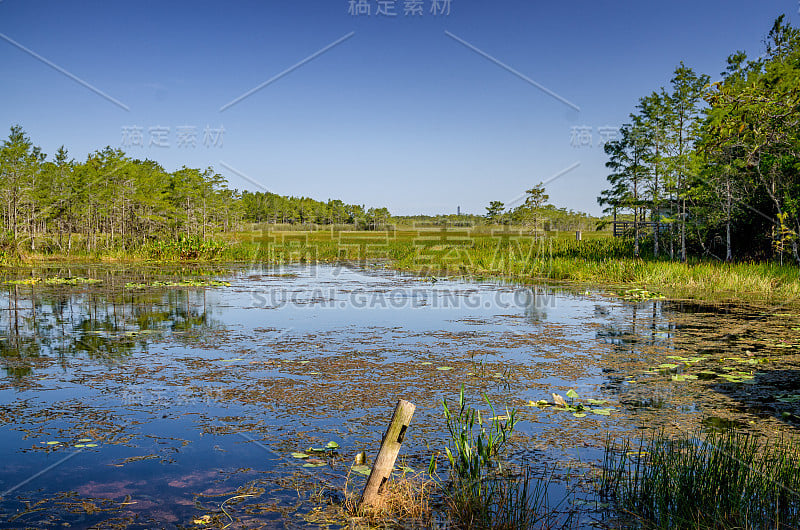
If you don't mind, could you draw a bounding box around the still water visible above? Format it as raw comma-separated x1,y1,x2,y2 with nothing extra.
0,264,798,528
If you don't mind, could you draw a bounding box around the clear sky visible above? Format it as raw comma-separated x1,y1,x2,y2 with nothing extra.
1,1,797,216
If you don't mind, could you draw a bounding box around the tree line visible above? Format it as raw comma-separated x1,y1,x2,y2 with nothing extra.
598,15,800,264
240,191,391,229
0,127,393,253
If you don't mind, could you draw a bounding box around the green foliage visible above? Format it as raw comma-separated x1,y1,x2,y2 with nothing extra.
143,236,226,261
599,16,800,263
0,128,241,254
241,190,390,229
442,385,517,484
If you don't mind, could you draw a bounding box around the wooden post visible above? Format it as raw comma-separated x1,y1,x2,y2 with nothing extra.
575,230,582,241
359,399,415,508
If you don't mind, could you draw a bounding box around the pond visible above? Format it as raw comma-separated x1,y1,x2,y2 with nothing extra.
0,263,798,528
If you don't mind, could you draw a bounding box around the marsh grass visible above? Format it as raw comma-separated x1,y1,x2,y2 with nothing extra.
223,229,800,302
444,466,575,530
601,430,800,529
12,227,800,302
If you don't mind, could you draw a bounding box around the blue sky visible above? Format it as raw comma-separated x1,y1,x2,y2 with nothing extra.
1,0,797,216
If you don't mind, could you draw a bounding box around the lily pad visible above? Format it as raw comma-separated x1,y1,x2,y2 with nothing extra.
291,452,310,459
351,465,371,476
436,366,453,371
566,389,579,399
325,441,340,450
591,408,613,416
303,458,326,468
572,413,587,418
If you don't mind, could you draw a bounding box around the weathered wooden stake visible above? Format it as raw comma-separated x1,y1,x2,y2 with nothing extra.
359,399,415,508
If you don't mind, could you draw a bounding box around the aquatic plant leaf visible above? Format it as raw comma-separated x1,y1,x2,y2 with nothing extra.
586,398,607,405
85,443,99,447
325,441,339,449
591,408,612,416
291,452,310,459
436,366,453,371
572,413,587,418
566,389,579,399
351,465,371,476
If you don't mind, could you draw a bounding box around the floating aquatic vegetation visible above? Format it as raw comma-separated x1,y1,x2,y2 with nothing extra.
43,277,102,285
351,464,371,476
124,279,231,289
540,390,615,417
4,277,101,286
622,287,666,301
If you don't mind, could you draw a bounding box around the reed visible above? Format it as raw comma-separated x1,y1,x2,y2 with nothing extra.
601,430,800,529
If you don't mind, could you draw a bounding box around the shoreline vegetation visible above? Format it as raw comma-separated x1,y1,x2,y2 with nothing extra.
1,227,799,304
1,15,799,299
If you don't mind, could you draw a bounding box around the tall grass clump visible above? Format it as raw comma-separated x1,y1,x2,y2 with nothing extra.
601,430,800,529
439,386,573,529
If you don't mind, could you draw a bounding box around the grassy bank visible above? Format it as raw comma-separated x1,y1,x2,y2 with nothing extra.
5,228,800,303
224,228,800,303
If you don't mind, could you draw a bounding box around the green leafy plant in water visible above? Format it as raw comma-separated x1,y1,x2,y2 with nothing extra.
441,385,517,485
439,385,574,528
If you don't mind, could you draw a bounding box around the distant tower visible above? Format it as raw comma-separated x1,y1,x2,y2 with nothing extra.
457,206,461,216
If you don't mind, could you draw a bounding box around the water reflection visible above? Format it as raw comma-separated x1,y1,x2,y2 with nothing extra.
0,283,222,381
